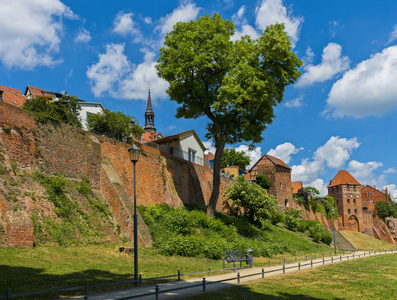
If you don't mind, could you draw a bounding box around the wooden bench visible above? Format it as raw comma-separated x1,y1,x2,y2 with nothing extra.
223,250,253,268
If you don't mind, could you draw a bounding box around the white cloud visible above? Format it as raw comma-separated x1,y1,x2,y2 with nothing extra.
156,2,201,35
296,43,350,87
0,0,76,69
231,5,260,41
301,47,315,66
75,28,91,43
384,168,396,174
328,20,342,38
255,0,303,47
143,17,152,24
348,160,384,186
291,136,359,185
113,12,141,42
315,136,360,169
325,45,397,118
232,6,246,25
166,125,176,131
116,49,169,100
234,145,263,169
388,25,397,44
86,43,131,97
309,178,328,196
284,96,303,108
87,44,168,101
267,142,302,163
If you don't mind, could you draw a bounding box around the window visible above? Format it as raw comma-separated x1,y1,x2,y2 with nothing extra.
336,200,339,205
0,90,3,100
348,209,351,213
371,200,374,204
367,191,369,197
353,199,356,203
354,209,357,213
280,183,282,188
285,199,289,208
188,149,196,163
347,199,350,203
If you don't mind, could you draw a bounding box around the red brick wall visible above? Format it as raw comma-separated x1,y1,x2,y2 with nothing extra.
0,102,233,247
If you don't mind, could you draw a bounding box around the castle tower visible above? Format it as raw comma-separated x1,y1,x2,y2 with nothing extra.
144,87,156,134
328,170,363,232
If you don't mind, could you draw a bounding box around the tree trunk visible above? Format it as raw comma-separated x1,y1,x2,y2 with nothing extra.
207,139,226,217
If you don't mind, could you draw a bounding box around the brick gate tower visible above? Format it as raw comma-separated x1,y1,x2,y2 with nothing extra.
328,170,363,232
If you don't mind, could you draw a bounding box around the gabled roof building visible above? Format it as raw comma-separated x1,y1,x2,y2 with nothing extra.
246,154,292,207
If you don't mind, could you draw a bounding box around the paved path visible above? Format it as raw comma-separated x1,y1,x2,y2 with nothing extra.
76,250,393,300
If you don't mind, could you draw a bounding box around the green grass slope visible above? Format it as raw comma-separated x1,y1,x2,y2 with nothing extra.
340,230,396,251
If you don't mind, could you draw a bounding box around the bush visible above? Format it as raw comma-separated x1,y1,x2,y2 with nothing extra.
23,95,82,127
271,211,285,225
285,209,303,231
87,109,144,142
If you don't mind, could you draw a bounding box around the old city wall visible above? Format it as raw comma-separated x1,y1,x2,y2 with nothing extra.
0,102,232,247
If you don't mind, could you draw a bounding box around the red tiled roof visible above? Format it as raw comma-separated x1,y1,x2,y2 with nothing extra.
328,170,361,187
25,85,63,99
0,84,26,107
291,181,303,194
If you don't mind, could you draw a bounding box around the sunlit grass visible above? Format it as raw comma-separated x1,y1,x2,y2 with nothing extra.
188,254,397,300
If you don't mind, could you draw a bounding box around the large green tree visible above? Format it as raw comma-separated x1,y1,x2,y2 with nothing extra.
157,14,301,216
220,148,250,170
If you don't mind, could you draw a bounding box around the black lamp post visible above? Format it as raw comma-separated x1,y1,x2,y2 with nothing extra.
331,208,337,255
128,144,141,281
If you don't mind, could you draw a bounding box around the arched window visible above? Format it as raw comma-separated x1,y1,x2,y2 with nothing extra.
285,199,289,208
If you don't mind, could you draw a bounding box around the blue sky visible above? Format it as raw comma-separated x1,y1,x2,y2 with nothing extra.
1,0,397,198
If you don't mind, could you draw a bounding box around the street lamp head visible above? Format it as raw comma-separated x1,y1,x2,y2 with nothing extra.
128,144,141,163
331,208,335,213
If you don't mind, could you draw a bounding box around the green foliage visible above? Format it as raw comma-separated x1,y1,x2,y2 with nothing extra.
32,172,115,246
270,211,285,225
87,109,144,142
297,220,332,245
303,186,320,198
285,209,303,231
139,204,298,259
23,95,82,127
220,148,251,170
375,201,396,220
255,173,271,190
157,13,302,216
223,175,278,228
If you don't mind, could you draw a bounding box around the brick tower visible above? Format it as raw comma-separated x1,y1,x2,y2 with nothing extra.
328,170,363,232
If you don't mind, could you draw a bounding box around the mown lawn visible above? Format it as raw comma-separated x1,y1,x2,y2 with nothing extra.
187,254,397,300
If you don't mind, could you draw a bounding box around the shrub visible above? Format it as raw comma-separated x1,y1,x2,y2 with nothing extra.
308,222,323,242
285,209,303,231
271,211,285,225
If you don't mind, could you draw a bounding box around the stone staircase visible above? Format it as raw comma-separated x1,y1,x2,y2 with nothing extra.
334,230,357,252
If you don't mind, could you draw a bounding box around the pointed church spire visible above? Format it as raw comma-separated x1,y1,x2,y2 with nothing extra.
144,84,156,133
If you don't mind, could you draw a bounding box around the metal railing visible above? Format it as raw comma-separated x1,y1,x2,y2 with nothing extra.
2,249,396,299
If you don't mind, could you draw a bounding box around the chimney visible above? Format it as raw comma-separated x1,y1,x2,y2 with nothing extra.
374,184,376,189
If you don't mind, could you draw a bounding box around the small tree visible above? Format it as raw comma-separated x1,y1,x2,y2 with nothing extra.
284,208,303,231
220,148,251,170
23,95,82,127
223,175,278,228
255,173,271,190
87,110,144,142
375,201,395,220
303,186,320,199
